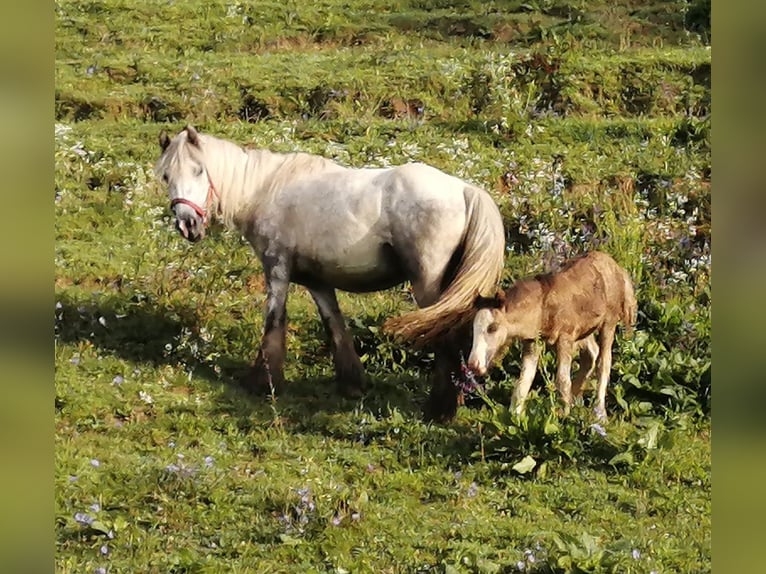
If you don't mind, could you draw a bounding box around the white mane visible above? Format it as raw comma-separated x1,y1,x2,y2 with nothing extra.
198,134,343,228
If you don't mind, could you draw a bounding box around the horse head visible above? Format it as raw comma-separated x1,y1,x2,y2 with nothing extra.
156,125,218,242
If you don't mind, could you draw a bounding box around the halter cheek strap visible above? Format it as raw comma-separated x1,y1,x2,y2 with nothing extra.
169,174,220,226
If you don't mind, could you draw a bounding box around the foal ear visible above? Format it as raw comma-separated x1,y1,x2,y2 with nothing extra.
495,289,506,303
159,130,171,151
185,125,200,147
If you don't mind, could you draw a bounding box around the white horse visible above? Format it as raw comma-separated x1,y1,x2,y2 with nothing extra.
155,126,505,420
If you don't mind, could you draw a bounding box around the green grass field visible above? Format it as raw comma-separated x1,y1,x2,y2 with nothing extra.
55,1,710,571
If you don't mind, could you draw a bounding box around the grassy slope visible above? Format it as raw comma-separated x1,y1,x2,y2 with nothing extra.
55,1,710,572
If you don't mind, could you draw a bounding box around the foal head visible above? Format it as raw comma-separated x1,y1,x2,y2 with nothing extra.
467,291,509,376
155,125,215,242
467,281,543,375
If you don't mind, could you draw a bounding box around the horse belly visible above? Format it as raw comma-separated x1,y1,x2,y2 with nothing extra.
293,242,405,293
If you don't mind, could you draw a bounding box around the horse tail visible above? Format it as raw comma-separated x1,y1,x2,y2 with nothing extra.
384,186,505,346
621,268,638,335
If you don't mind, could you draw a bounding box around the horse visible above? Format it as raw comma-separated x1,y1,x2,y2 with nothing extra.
466,251,637,419
155,125,506,420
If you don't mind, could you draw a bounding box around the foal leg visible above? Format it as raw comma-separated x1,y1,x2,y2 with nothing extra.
246,258,290,395
511,339,541,415
554,336,575,415
571,334,599,400
594,323,617,420
308,286,365,398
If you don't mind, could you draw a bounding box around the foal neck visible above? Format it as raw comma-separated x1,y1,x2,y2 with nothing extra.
502,279,544,339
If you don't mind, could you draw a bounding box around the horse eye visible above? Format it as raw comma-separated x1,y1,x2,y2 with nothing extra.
487,323,498,334
162,174,168,183
194,166,204,177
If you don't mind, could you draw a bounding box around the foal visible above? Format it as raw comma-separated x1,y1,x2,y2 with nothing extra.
467,251,637,418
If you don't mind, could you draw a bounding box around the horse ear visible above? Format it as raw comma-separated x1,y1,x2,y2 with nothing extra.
159,130,170,151
495,289,506,302
185,125,200,147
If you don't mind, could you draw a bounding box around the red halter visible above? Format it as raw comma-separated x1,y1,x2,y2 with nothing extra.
169,174,220,225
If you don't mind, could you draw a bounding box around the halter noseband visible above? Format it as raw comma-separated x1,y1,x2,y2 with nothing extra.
169,173,220,225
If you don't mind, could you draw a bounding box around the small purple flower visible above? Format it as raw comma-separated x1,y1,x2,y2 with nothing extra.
68,475,78,482
204,456,214,468
90,459,101,468
168,441,175,448
165,463,180,473
74,512,94,526
351,512,360,521
331,514,342,526
365,463,376,473
112,375,124,385
100,544,109,556
590,423,607,437
632,548,640,560
70,357,81,365
95,567,106,574
89,503,101,513
466,482,479,498
516,560,526,571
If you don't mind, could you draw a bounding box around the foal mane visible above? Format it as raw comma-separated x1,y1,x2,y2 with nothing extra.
474,290,506,310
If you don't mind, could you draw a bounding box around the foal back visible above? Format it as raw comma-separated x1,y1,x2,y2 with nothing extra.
539,251,636,342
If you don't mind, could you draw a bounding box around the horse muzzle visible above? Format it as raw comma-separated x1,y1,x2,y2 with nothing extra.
172,202,206,242
466,355,487,376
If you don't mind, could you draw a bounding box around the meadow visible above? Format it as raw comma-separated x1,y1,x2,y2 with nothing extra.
55,1,711,572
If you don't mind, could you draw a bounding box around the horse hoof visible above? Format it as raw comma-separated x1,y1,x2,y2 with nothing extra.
424,396,458,423
340,384,364,400
242,365,283,397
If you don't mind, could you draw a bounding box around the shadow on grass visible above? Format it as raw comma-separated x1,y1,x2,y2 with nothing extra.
55,290,445,413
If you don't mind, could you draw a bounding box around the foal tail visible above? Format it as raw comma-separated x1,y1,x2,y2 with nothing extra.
383,186,505,346
621,268,638,335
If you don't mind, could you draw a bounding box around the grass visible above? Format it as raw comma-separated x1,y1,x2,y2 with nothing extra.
55,0,710,572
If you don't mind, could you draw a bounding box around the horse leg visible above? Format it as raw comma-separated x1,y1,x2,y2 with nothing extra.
554,336,575,416
246,258,290,395
308,286,365,398
511,339,541,415
571,334,599,400
425,331,465,422
594,323,617,420
409,273,465,422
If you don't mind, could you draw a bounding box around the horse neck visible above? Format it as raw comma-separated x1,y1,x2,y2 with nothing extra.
206,145,335,231
202,139,273,230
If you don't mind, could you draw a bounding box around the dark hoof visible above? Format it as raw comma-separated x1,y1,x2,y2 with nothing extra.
424,392,458,423
339,379,365,400
241,363,283,397
335,362,366,400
